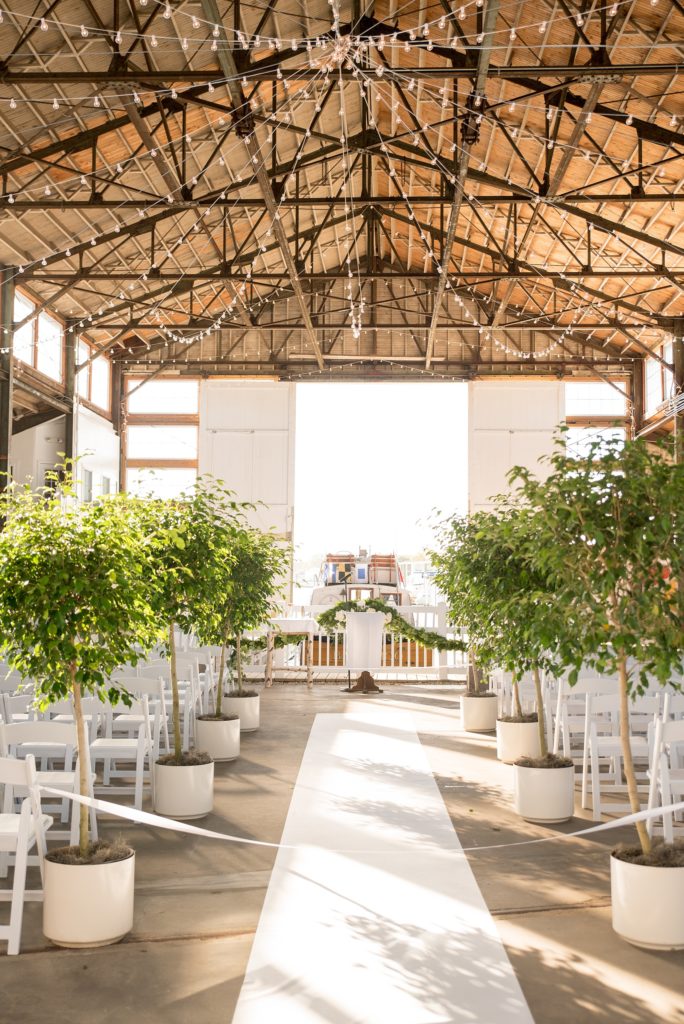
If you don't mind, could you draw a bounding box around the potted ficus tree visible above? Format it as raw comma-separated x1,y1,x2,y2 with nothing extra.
0,471,162,947
432,511,538,745
486,504,575,821
139,478,244,818
219,528,289,732
512,431,684,948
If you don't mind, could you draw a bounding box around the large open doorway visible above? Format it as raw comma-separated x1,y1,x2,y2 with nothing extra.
293,382,468,603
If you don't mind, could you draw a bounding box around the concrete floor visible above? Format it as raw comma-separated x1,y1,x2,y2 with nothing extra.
1,684,683,1024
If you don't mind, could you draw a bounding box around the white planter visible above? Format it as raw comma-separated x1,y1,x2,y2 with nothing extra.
154,760,214,819
513,764,575,823
496,720,542,763
43,851,135,948
195,716,240,761
462,694,498,732
222,694,260,732
611,854,684,950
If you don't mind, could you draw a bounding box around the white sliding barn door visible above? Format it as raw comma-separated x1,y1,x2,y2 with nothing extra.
198,382,296,539
468,382,564,512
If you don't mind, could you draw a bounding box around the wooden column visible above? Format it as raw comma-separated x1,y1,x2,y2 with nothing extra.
111,360,126,490
0,268,15,487
63,322,78,464
629,360,644,439
673,320,684,464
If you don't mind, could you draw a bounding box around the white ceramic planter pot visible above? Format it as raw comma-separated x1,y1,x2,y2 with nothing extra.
195,716,240,761
513,764,575,823
611,854,684,950
43,852,135,948
154,760,214,819
496,720,542,763
462,694,498,732
222,694,260,732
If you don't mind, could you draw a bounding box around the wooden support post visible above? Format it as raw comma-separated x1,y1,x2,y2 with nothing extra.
630,359,644,439
0,268,14,487
63,322,77,463
305,633,313,690
673,321,684,464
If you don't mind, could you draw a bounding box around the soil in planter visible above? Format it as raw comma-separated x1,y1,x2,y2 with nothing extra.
196,713,239,722
157,749,212,766
515,753,574,769
224,690,259,698
498,713,538,724
46,838,133,867
465,691,497,698
613,839,684,868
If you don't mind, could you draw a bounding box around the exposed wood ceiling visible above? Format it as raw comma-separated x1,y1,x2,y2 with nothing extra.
0,0,682,382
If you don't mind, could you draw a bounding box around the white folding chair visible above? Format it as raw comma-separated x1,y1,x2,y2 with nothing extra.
90,697,158,809
0,721,97,844
0,754,52,955
583,692,659,820
111,676,170,754
647,708,684,841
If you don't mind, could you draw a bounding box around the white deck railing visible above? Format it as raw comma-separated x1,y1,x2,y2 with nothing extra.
246,603,467,680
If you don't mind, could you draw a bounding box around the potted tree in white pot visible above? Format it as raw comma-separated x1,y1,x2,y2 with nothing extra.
512,432,684,948
219,528,289,732
488,504,575,822
0,473,162,948
431,513,499,733
139,479,243,818
432,510,541,753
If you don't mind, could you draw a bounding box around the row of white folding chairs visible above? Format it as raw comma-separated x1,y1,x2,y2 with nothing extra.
0,754,51,954
648,693,684,841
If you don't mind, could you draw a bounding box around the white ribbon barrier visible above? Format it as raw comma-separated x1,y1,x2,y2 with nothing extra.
40,785,684,855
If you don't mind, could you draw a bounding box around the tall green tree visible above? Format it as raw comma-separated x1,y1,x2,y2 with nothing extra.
0,474,162,857
197,528,289,702
137,478,246,760
510,434,684,854
432,508,564,752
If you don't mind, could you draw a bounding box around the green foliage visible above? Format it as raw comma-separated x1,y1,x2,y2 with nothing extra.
0,470,163,855
316,599,466,652
508,434,684,693
0,476,162,706
195,526,290,698
133,476,249,755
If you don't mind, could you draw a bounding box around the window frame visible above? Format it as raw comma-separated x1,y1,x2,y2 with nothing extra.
12,287,65,385
123,377,200,493
76,336,112,416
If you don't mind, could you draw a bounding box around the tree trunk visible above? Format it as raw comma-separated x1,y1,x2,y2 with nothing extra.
532,667,547,756
236,634,243,696
512,678,524,720
467,651,482,696
169,620,182,761
215,625,228,718
71,669,90,859
618,656,651,856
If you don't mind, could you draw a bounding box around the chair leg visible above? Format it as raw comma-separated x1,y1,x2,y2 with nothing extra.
7,835,29,955
590,741,602,821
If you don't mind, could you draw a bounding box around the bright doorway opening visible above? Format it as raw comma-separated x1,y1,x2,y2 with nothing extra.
293,382,468,603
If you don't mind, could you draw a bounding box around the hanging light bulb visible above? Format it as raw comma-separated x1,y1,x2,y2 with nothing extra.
151,34,158,46
7,194,13,203
52,98,59,110
539,20,547,33
163,3,172,18
80,24,88,37
40,18,47,30
192,16,200,28
93,95,101,107
9,97,16,109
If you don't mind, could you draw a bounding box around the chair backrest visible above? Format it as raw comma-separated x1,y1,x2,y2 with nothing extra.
0,719,77,753
137,661,171,680
0,752,43,825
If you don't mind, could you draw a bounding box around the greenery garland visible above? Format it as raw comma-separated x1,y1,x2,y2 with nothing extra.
316,599,467,652
241,632,308,654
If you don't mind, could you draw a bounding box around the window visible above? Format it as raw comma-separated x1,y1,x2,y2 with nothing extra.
13,294,34,365
127,379,199,415
101,476,111,496
127,468,197,499
77,339,111,412
566,426,625,459
12,293,64,382
90,355,111,411
36,312,62,381
645,343,674,418
123,379,199,496
81,469,93,502
565,381,626,418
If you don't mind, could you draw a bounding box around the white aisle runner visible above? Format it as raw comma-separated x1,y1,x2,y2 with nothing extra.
232,711,534,1024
